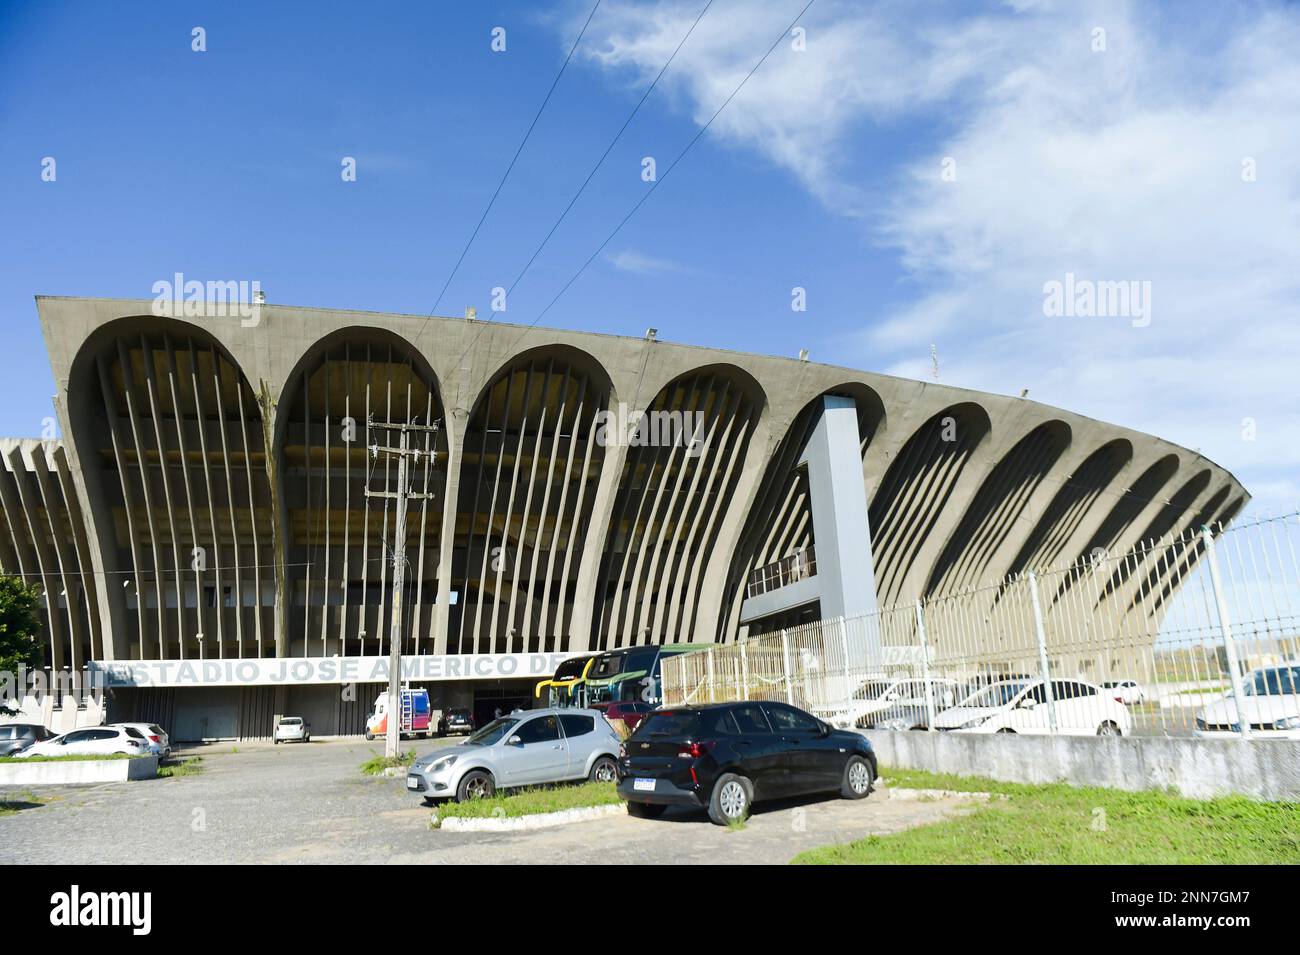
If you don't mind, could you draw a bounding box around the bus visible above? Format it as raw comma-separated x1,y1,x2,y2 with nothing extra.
583,643,714,707
533,653,599,708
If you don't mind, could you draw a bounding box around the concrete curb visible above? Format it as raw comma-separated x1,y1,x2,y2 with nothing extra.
0,756,158,785
435,802,625,832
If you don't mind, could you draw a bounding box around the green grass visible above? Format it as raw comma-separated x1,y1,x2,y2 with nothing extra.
792,768,1300,865
0,753,137,763
0,791,46,815
432,781,620,825
360,749,416,776
157,756,204,778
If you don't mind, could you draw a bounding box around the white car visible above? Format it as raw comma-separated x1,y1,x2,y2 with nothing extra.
1195,662,1300,739
17,725,152,757
853,677,962,729
933,678,1131,736
274,717,311,744
112,722,170,757
1101,679,1147,705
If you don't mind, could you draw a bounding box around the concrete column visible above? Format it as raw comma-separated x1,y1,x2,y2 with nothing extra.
799,395,878,620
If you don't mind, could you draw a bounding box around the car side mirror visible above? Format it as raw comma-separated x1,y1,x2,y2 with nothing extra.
507,735,523,746
1019,698,1037,710
818,722,831,737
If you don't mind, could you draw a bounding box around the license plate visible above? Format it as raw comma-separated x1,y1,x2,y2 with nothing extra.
406,778,419,789
633,778,656,792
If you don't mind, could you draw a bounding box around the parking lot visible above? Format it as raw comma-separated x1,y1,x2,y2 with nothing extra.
0,738,972,865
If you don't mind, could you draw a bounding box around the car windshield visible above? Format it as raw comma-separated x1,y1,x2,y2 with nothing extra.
959,682,1027,708
1102,681,1120,688
465,717,518,746
854,681,898,701
1243,666,1300,697
280,718,301,725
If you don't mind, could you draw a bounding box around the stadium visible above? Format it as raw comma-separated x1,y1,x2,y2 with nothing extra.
0,296,1247,739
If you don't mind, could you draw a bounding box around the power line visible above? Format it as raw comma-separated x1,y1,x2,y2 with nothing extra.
424,0,603,322
439,0,717,381
500,0,818,354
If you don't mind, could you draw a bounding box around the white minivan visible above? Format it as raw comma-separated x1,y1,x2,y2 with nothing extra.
934,679,1132,736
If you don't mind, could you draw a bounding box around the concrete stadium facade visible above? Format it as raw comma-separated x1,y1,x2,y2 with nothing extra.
0,296,1247,739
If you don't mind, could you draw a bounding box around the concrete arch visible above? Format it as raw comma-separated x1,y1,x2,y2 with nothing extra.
65,314,274,662
868,402,993,607
924,420,1072,597
592,363,766,648
717,382,886,638
450,345,614,655
275,327,449,659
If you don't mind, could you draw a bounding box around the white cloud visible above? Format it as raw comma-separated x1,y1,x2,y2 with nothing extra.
607,248,688,274
576,0,1300,515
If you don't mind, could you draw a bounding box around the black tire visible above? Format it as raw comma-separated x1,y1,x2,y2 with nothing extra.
364,733,374,741
996,727,1016,734
707,773,753,826
626,801,666,819
1097,721,1121,737
456,769,495,802
589,756,618,783
840,755,873,799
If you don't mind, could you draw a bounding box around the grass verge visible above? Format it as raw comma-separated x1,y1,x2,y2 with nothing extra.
0,791,46,815
0,753,136,763
433,781,619,826
792,767,1300,865
157,756,204,778
360,749,415,776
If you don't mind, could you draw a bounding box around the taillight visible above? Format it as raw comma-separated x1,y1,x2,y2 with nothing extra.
148,735,161,743
678,740,714,759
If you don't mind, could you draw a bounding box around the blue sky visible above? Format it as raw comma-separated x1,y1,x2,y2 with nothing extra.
2,0,1297,516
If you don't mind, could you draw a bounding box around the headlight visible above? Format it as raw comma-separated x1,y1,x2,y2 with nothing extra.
429,755,458,773
1273,716,1300,730
958,716,990,729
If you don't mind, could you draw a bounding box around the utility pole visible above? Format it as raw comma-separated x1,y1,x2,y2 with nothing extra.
365,415,440,758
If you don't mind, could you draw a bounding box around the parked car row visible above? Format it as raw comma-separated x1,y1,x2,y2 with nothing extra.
8,722,171,758
854,675,1135,736
405,698,878,827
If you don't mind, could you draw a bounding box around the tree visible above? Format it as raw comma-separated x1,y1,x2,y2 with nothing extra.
0,575,43,679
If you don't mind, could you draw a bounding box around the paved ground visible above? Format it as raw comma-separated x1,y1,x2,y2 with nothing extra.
0,739,971,865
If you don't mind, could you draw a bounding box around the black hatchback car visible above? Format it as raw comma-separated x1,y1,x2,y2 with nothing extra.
617,701,877,825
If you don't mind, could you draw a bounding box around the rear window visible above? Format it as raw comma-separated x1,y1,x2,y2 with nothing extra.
559,714,595,738
124,727,146,739
636,711,700,737
280,718,302,725
149,725,164,735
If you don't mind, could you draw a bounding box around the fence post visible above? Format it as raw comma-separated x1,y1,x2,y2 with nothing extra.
1027,571,1058,735
1201,525,1251,740
915,600,937,733
740,642,749,700
780,628,794,704
706,647,716,703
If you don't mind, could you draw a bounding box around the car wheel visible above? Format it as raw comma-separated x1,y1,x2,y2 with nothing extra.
626,801,666,819
589,756,618,783
841,755,873,799
456,770,495,802
708,773,753,826
364,733,374,741
1097,721,1121,737
996,727,1016,734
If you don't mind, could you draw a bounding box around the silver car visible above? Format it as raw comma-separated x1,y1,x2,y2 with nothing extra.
407,708,620,802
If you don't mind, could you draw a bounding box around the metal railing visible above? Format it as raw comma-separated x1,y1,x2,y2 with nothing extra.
666,512,1300,738
745,546,817,599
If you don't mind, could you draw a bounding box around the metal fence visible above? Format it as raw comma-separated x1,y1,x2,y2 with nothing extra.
664,512,1300,738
